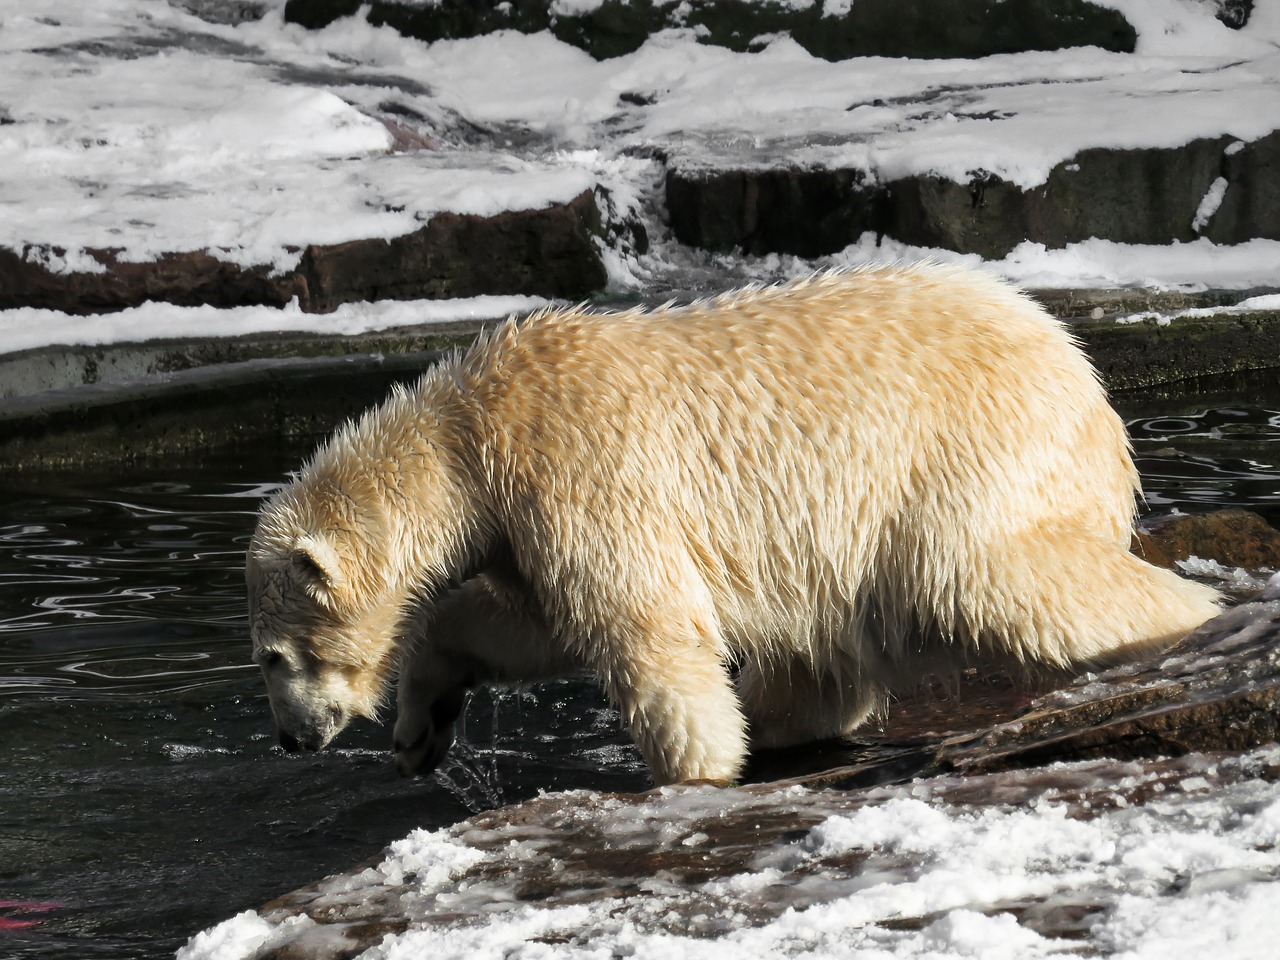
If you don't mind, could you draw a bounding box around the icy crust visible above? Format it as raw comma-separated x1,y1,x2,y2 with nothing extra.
178,747,1280,960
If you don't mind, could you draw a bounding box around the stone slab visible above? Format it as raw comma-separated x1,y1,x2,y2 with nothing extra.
0,191,606,315
282,0,1138,61
667,132,1280,258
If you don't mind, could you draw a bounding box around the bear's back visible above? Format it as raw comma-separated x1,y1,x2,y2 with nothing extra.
445,263,1135,650
459,263,1110,497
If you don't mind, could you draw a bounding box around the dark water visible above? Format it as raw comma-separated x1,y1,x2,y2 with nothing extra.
1,394,1278,959
1126,401,1280,526
0,447,646,959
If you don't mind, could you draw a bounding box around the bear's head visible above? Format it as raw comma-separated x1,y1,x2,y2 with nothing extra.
246,475,405,752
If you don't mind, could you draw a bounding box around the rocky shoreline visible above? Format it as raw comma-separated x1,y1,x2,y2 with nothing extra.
182,508,1280,959
3,1,1275,319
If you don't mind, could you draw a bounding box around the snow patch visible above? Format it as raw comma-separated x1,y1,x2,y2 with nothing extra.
1193,177,1229,233
0,295,545,357
175,910,313,960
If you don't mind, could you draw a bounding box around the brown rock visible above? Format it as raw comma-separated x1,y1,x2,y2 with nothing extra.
0,191,606,315
1132,508,1280,570
0,247,304,315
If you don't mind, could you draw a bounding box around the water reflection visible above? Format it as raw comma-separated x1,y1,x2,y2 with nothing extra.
1126,403,1280,522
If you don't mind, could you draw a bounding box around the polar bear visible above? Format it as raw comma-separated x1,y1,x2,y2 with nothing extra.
247,262,1220,785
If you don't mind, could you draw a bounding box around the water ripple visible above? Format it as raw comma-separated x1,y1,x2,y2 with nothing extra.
1127,404,1280,519
0,473,264,703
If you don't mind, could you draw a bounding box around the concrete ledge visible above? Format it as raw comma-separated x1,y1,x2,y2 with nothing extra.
0,324,485,401
2,292,1277,474
1072,308,1280,391
0,352,443,473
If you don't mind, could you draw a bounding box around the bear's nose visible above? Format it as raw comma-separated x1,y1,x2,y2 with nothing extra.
278,731,302,752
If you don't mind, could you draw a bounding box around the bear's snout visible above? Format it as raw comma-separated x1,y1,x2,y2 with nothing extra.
268,700,346,754
276,725,328,752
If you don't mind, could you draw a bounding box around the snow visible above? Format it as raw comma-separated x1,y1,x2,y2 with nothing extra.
829,235,1280,294
177,747,1280,960
0,295,547,356
0,3,596,275
376,827,486,888
173,910,277,960
1193,177,1230,233
2,0,1279,359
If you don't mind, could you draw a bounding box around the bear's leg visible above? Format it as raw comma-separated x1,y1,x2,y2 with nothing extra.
737,654,882,750
592,608,748,786
967,525,1222,668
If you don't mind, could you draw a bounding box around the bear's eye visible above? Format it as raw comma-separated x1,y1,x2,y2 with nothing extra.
255,649,285,669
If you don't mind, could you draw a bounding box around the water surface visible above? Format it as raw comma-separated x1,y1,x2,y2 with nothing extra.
0,447,645,959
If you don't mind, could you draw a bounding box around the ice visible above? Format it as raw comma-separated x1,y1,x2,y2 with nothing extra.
1176,556,1269,591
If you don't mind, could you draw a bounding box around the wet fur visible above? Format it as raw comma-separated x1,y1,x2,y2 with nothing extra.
248,262,1221,784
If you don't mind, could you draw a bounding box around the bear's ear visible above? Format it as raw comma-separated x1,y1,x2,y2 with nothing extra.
290,534,346,608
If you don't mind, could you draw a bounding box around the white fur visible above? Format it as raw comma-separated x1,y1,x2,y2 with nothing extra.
249,263,1221,784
